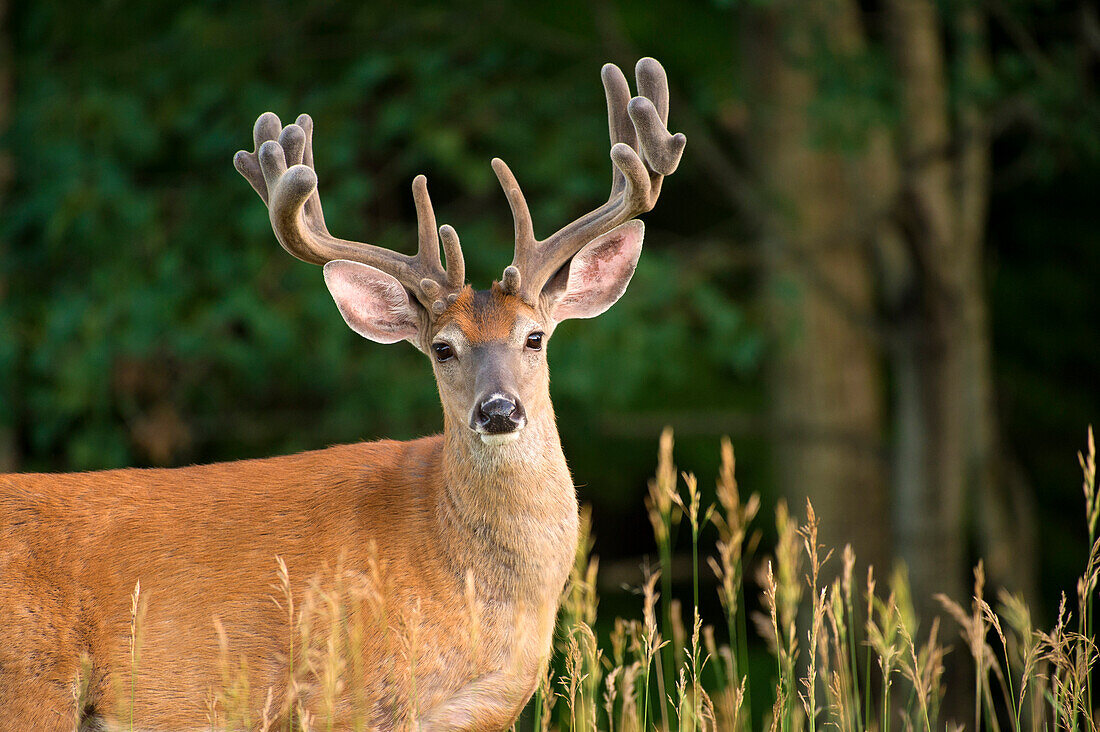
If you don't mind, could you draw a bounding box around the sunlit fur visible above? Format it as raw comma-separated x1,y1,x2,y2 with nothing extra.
0,284,578,731
434,286,536,345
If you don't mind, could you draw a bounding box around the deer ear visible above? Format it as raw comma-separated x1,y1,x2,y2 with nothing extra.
323,260,421,344
546,220,644,322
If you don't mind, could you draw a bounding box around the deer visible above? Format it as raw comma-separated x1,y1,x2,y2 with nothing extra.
0,58,685,731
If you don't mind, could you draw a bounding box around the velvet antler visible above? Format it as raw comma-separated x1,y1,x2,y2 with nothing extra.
492,57,686,305
234,113,465,315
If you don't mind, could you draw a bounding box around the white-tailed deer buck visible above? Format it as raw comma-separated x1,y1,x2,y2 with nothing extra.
0,58,684,730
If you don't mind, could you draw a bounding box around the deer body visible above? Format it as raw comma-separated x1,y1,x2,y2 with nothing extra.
1,421,574,729
0,59,683,730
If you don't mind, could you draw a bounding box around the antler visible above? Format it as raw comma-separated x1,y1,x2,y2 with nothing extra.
492,57,686,305
234,113,465,315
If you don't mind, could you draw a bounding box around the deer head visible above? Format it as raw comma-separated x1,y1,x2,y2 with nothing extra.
234,58,685,447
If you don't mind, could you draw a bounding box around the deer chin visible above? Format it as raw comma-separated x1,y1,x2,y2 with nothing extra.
479,432,521,446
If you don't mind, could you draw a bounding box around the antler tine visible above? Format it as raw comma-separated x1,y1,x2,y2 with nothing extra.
412,174,443,302
602,63,637,198
635,58,669,125
491,158,534,296
234,112,281,204
439,226,464,293
498,58,686,305
235,113,466,313
291,114,328,232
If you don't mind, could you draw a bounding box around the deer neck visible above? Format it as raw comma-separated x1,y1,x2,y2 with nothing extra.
436,399,578,601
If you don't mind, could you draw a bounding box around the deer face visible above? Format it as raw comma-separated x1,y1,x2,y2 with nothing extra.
322,221,646,447
429,287,544,445
236,58,684,449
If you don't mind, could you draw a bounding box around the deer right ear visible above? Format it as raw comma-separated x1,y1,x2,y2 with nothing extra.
323,260,422,345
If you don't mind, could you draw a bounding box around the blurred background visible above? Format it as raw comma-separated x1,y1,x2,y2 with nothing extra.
1,0,1098,671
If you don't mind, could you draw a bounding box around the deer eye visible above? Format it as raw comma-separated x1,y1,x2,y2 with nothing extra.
525,332,544,351
432,343,454,362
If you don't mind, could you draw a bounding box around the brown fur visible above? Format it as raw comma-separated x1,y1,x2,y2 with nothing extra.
435,285,534,345
0,293,579,732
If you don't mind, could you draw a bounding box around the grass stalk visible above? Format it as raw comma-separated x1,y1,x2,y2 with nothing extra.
129,580,142,732
841,546,863,731
647,427,679,729
864,567,874,732
1079,426,1097,726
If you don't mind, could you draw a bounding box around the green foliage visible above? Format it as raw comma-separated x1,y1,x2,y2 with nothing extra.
1,1,754,483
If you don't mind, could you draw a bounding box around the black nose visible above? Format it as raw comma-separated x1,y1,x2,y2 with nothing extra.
473,395,526,434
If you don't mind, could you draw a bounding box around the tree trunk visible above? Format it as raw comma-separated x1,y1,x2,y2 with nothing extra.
885,0,971,614
740,0,1028,721
881,0,1041,719
883,0,1034,621
745,0,891,577
953,2,1038,606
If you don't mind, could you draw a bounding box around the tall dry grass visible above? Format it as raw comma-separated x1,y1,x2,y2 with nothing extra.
535,425,1100,731
110,427,1098,731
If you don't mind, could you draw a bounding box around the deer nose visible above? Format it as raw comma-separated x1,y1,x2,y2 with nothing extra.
472,394,526,435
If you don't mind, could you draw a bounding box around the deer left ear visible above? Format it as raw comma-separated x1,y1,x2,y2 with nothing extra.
545,220,644,322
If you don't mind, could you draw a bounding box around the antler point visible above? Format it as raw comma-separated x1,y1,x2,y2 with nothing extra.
501,266,521,295
420,278,441,297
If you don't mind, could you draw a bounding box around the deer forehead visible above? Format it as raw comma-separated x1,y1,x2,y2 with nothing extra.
434,286,539,346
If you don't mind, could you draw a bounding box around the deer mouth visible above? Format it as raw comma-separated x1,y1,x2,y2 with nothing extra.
479,432,521,446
